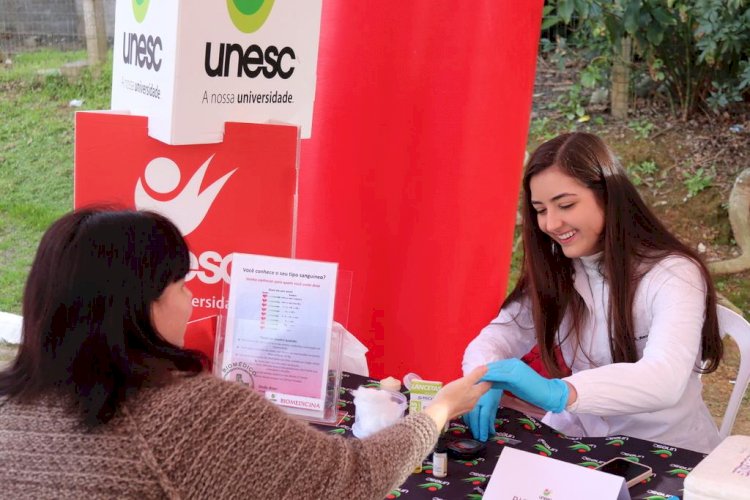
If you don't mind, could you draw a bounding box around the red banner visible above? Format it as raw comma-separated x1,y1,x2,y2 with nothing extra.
74,113,298,356
297,2,543,381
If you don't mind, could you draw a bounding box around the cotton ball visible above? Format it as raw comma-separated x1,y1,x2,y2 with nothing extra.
352,387,406,438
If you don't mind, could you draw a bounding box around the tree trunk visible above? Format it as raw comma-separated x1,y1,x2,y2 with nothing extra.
611,37,631,120
82,0,107,66
709,168,750,275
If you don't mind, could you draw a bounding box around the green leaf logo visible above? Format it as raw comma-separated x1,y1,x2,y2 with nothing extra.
650,448,673,458
533,443,552,456
418,482,443,491
491,435,508,445
227,0,275,33
606,438,625,446
132,0,150,23
457,459,479,466
578,461,600,469
666,468,690,478
462,477,488,485
569,443,591,453
518,417,537,431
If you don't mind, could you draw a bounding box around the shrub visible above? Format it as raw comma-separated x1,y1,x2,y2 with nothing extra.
543,0,750,120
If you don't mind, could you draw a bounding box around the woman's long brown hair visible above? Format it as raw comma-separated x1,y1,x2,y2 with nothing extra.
505,132,722,377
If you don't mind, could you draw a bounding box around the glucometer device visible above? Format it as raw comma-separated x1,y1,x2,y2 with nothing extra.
446,438,486,459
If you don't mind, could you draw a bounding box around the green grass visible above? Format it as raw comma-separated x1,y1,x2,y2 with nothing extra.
0,50,112,313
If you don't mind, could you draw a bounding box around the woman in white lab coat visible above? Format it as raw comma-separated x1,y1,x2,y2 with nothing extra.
463,132,723,453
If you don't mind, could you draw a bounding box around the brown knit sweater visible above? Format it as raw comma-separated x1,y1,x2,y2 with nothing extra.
0,374,439,499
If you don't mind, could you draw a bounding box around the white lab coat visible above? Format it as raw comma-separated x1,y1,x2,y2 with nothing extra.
463,254,720,453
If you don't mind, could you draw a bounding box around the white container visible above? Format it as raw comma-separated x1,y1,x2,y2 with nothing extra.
111,0,322,144
351,387,407,438
684,435,750,499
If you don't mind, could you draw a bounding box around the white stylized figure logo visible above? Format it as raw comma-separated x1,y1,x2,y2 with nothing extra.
134,155,237,236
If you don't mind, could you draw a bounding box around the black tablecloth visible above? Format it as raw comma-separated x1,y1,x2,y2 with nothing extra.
313,372,706,500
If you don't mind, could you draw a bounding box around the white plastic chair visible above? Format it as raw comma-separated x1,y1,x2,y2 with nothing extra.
716,305,750,440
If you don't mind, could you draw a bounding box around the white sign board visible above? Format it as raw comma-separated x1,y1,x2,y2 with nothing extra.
112,0,322,144
485,447,630,500
221,253,337,419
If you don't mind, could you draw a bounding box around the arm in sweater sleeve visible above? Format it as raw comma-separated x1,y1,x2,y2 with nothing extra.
133,374,439,500
462,298,537,376
565,256,706,415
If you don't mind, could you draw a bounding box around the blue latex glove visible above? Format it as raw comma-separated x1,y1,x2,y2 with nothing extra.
463,387,503,442
480,358,569,413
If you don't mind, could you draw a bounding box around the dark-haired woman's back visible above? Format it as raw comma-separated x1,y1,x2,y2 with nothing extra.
0,208,491,498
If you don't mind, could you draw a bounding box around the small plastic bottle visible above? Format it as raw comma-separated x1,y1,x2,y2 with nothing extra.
402,372,421,390
432,438,448,478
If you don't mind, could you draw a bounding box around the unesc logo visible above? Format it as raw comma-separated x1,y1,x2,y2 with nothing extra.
123,0,161,71
227,0,275,33
132,0,150,23
206,0,295,79
134,155,237,236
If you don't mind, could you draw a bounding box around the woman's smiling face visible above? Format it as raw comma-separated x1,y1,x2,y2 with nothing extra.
529,165,605,258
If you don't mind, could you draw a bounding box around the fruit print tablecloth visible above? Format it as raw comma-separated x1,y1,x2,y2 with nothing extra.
313,372,706,499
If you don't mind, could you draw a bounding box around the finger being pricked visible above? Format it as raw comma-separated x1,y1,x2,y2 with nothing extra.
465,367,491,404
470,381,492,399
465,365,489,384
480,369,513,384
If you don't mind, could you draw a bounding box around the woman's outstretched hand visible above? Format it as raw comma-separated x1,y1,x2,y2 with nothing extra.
423,366,491,431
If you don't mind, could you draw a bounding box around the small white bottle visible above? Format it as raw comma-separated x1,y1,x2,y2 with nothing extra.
432,439,448,478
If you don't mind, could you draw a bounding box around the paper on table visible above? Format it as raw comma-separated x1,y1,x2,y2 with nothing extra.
485,447,630,500
221,253,338,418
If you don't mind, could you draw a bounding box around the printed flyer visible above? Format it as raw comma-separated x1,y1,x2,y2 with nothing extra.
221,253,338,418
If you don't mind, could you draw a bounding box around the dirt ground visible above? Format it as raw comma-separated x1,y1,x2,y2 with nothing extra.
532,56,750,436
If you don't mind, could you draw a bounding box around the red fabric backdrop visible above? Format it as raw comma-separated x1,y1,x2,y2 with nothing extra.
296,1,544,381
